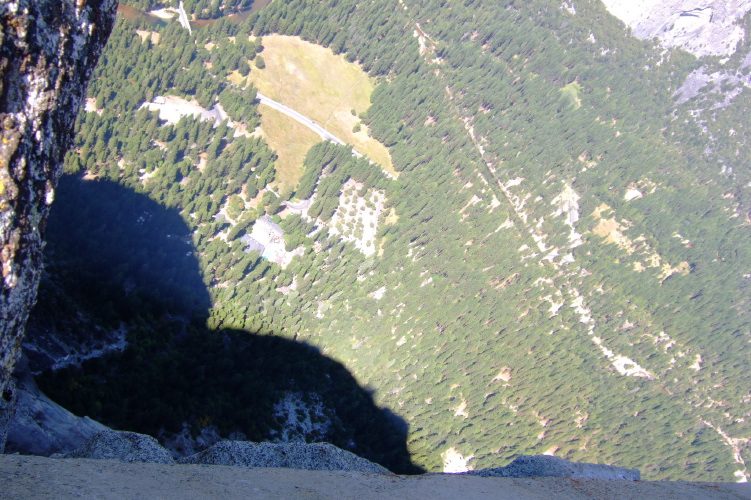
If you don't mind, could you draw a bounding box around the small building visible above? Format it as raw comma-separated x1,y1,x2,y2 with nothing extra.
245,216,286,265
241,234,265,255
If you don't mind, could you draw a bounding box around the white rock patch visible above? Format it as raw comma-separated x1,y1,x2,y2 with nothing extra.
271,392,331,443
624,188,643,201
441,447,474,473
601,0,751,57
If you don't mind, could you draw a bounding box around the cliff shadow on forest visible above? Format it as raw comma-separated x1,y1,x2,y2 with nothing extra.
28,175,422,474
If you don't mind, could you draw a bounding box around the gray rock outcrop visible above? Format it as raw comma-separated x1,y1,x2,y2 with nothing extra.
468,455,640,480
601,0,751,57
0,0,118,412
56,430,174,464
0,379,16,454
5,357,109,456
178,441,392,474
159,423,231,458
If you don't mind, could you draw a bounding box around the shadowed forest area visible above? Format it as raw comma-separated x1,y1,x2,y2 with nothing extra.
31,177,422,474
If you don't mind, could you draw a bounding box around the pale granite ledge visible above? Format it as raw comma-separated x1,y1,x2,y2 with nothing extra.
2,455,750,500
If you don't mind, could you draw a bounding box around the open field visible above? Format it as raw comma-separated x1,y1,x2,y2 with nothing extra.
244,35,395,180
256,106,322,188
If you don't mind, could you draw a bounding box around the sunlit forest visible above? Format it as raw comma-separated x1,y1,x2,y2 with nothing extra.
33,0,751,481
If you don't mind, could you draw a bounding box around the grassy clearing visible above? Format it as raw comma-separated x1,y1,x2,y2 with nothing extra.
257,106,322,188
561,82,582,109
243,35,395,180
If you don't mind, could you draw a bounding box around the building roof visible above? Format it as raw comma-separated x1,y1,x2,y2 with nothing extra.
241,235,265,255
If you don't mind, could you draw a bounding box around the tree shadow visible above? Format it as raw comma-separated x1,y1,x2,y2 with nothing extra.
29,175,423,474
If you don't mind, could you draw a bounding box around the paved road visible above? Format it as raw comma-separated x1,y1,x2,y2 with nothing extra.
283,198,311,211
177,1,192,35
256,93,363,157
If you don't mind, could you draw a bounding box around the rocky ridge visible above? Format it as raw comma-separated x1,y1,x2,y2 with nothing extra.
5,356,108,456
467,454,640,481
0,0,118,447
55,430,174,464
178,441,392,474
57,430,392,474
47,429,644,479
601,0,751,57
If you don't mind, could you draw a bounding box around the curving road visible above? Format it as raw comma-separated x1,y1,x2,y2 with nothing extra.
256,92,363,157
282,198,311,211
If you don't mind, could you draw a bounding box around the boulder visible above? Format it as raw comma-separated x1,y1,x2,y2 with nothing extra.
6,359,109,456
179,441,391,474
56,430,174,464
469,455,640,480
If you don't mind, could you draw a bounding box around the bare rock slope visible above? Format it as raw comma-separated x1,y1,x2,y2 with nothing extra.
178,441,392,474
467,455,640,481
0,0,117,449
601,0,751,57
5,358,108,456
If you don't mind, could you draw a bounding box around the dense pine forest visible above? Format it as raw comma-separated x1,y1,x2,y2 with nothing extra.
32,0,751,481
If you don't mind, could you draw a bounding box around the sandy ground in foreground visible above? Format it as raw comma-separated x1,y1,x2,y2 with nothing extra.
2,455,751,500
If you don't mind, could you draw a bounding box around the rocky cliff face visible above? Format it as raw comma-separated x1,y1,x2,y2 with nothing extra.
601,0,751,57
0,0,117,448
6,356,109,456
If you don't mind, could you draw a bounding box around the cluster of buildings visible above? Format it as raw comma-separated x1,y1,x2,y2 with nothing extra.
241,216,286,265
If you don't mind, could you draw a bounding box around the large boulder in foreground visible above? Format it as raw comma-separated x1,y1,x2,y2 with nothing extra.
6,360,109,456
179,441,391,474
56,430,174,464
469,455,640,480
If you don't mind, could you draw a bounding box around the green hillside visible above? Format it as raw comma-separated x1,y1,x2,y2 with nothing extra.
34,0,751,481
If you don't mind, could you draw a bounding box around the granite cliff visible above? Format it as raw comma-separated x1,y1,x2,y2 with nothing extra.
0,0,118,449
601,0,751,57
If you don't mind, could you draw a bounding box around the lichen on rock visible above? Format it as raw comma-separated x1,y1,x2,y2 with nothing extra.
0,0,117,401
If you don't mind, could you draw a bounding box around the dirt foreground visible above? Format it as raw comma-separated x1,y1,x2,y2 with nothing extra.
2,455,750,499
